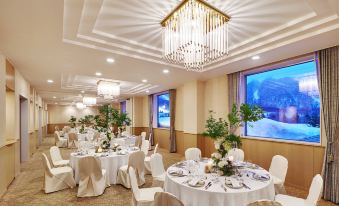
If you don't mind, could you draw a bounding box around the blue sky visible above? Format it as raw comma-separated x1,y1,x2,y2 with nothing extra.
246,61,317,83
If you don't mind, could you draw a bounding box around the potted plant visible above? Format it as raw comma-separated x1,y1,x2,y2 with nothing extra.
112,109,131,137
68,116,77,128
203,103,263,176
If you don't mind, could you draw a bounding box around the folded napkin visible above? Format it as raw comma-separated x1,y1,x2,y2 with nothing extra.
230,178,241,187
254,173,270,180
189,177,201,186
169,169,184,175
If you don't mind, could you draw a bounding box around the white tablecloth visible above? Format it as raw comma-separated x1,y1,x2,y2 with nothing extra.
164,161,275,206
70,152,129,185
110,136,136,147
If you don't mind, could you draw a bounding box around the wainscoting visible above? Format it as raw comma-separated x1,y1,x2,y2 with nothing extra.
0,141,16,197
47,123,70,134
241,138,325,190
131,127,148,136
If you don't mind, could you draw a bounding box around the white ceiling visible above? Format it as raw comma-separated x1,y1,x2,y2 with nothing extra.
0,0,339,104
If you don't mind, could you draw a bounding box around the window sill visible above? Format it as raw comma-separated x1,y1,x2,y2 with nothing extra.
241,135,324,147
153,127,170,131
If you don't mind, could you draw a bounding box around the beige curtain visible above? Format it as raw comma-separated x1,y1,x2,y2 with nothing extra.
227,72,240,112
169,89,176,153
149,95,154,146
317,45,339,204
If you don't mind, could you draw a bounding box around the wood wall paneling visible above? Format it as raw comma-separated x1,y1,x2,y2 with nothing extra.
47,123,70,134
131,127,149,136
0,143,15,197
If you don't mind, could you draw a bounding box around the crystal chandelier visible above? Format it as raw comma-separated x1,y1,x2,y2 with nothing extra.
161,0,230,71
97,80,120,100
83,97,97,105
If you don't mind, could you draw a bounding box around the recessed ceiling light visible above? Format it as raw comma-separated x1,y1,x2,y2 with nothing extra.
55,102,58,104
81,91,85,94
252,55,260,60
53,96,56,99
142,79,148,83
163,69,169,74
106,58,115,63
145,90,149,93
47,79,54,83
95,72,102,76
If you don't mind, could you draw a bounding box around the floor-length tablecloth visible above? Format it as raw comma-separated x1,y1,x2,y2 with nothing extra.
70,152,129,185
164,162,275,206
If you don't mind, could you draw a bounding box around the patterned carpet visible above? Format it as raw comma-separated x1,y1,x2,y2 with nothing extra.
0,137,336,206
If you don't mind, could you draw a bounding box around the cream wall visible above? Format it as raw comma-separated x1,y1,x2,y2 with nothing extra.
5,91,15,140
48,105,99,124
175,86,184,131
0,55,6,146
142,96,149,127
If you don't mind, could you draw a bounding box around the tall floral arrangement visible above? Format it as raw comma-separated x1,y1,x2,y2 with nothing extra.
203,103,263,176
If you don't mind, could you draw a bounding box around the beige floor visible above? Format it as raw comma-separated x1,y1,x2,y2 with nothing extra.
0,137,336,206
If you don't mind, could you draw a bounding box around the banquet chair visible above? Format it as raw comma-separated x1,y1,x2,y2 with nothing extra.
153,192,184,206
122,131,130,137
77,156,108,197
149,153,166,187
54,131,67,148
141,140,150,156
117,151,145,188
54,126,60,131
68,133,78,149
49,146,69,167
144,144,158,173
93,131,100,141
227,148,245,161
185,148,201,161
141,132,146,141
129,167,163,206
269,155,288,194
275,174,323,206
135,135,142,148
41,153,75,193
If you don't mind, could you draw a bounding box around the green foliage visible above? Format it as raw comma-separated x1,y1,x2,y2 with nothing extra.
203,103,264,147
202,111,228,140
68,116,77,128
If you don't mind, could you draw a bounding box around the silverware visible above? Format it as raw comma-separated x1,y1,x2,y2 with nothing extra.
242,183,251,189
205,182,212,190
220,184,227,192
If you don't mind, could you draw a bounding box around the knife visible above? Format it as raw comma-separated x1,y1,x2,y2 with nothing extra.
205,182,212,190
242,183,251,189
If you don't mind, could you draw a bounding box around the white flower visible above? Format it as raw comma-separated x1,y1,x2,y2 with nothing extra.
214,152,222,159
218,160,226,168
214,141,220,150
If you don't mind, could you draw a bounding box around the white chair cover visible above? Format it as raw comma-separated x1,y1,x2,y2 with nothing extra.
141,132,146,141
185,148,201,161
227,148,245,161
269,155,288,194
122,131,130,137
77,156,108,197
68,133,78,149
129,167,163,206
54,131,67,148
41,153,75,193
150,153,165,187
135,135,142,148
275,174,323,206
144,144,159,173
153,192,184,206
117,151,146,188
49,146,69,167
141,140,150,156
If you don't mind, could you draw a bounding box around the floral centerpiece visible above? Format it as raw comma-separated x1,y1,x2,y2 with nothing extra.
203,103,263,176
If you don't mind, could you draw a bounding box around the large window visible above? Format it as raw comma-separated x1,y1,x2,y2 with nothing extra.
245,60,320,143
157,93,170,128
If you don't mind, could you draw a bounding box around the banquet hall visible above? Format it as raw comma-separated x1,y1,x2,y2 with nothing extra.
0,0,338,205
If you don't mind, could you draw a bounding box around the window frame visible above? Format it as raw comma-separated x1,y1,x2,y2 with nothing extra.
240,54,322,146
153,91,170,129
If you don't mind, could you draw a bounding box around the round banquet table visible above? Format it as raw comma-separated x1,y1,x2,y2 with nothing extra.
111,136,136,147
70,151,130,185
164,161,275,206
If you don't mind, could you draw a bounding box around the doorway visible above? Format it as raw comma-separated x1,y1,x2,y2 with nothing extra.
20,96,29,162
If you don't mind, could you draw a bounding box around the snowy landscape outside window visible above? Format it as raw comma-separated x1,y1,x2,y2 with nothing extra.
157,93,170,128
244,60,321,143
